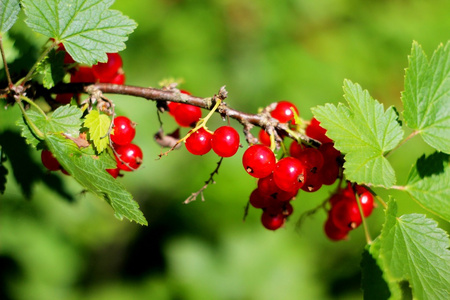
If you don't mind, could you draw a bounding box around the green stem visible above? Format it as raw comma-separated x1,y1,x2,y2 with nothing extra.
20,41,57,86
16,99,45,139
356,193,372,244
385,130,420,157
20,96,48,119
0,35,13,87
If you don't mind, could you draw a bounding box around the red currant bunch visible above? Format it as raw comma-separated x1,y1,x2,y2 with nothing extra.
324,183,375,241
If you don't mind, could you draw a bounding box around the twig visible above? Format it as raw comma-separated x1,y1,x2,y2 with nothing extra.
184,157,224,204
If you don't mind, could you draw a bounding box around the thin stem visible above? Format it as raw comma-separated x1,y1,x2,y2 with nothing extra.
21,41,57,86
389,185,406,191
375,195,388,210
16,99,44,139
20,95,48,119
385,130,420,157
0,35,13,87
355,193,372,244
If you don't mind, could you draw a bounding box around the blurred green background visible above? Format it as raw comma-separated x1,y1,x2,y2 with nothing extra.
1,0,449,299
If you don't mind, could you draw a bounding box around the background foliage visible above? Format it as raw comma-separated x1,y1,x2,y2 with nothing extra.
1,0,449,299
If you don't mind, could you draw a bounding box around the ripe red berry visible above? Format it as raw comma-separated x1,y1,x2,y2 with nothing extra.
324,216,349,241
271,101,299,124
273,157,306,192
106,168,120,178
301,171,323,192
242,145,276,178
359,191,375,217
320,160,340,185
92,53,123,81
211,126,240,157
329,199,362,231
110,116,136,145
249,188,272,209
172,104,202,127
261,211,285,230
41,150,61,171
55,93,73,104
71,66,97,83
306,117,332,144
258,129,271,147
257,174,279,196
185,128,213,155
115,143,143,171
106,72,125,85
293,147,324,174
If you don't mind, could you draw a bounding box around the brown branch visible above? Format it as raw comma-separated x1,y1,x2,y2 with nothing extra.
49,82,321,147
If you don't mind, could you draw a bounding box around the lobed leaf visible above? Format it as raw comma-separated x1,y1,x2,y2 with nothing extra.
0,0,20,33
312,80,403,187
16,110,47,148
402,41,450,154
22,0,137,65
36,49,66,89
45,134,147,225
369,200,450,300
405,152,450,221
84,110,111,153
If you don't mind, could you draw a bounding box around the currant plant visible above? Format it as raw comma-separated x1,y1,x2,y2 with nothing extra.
0,1,449,299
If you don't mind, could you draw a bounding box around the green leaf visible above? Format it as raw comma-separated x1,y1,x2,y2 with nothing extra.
402,41,450,154
16,110,47,149
22,0,137,65
36,49,66,89
369,200,450,300
84,110,111,153
361,247,391,300
312,80,403,187
45,134,147,225
405,152,450,221
0,0,20,33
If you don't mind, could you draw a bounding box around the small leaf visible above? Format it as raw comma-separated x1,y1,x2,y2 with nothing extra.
84,110,111,153
312,80,404,187
45,134,147,225
22,0,137,65
47,104,83,137
402,41,450,154
405,152,450,221
0,0,20,33
36,49,65,89
369,200,450,300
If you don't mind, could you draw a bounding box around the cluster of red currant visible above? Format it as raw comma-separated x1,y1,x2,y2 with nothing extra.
324,183,375,241
55,46,125,104
107,116,143,178
242,101,346,231
166,90,241,158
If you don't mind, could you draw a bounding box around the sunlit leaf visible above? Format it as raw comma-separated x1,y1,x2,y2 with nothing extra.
84,110,111,153
0,0,20,33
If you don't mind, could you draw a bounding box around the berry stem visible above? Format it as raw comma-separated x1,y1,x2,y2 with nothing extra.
355,193,372,244
375,194,388,209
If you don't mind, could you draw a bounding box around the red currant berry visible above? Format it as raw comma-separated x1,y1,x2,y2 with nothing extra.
306,117,332,144
271,101,299,124
242,145,276,178
301,172,323,192
328,193,346,207
274,189,298,202
106,168,120,178
211,126,240,157
319,143,341,160
320,160,340,185
71,66,97,83
105,72,125,85
273,157,306,192
55,93,73,104
293,147,324,174
249,188,272,209
167,102,179,116
115,143,143,171
41,150,61,171
110,116,136,146
359,191,375,217
329,199,362,231
261,211,285,230
258,129,271,147
289,141,305,158
185,128,213,155
172,104,202,127
180,89,192,95
257,174,279,196
324,216,349,241
92,53,123,81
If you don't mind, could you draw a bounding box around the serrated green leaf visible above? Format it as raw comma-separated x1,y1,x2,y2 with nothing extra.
16,110,47,148
361,247,391,300
45,134,147,225
312,80,404,187
405,152,450,221
36,49,65,89
370,200,450,300
22,0,137,65
84,110,111,153
0,0,20,33
402,41,450,154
